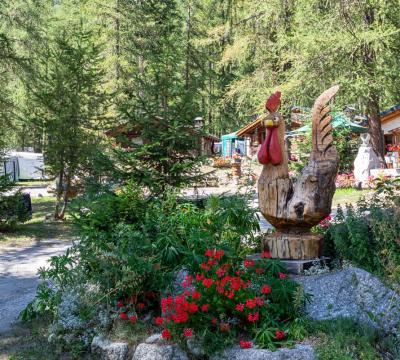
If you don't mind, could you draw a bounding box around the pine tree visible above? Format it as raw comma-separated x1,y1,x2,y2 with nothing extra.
115,0,203,194
26,9,108,218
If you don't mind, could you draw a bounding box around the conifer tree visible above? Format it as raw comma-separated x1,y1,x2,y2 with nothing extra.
115,0,203,194
26,11,108,218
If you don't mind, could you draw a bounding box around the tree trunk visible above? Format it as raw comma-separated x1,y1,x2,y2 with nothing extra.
367,94,386,166
54,168,64,219
58,172,71,220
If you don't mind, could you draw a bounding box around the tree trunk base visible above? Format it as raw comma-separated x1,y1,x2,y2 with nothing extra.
262,231,323,260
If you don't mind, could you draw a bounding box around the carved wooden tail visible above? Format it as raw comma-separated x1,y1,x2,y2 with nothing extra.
312,85,340,154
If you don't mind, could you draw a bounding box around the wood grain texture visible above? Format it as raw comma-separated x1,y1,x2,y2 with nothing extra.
258,86,340,259
262,232,323,260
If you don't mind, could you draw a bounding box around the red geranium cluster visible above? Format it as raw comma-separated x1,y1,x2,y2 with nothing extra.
156,248,287,348
115,292,156,324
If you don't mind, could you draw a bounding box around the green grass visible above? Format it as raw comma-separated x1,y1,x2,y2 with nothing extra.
16,180,53,187
308,318,399,360
0,196,76,245
332,188,371,207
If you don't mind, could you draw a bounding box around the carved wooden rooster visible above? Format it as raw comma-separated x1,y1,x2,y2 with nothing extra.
258,86,340,259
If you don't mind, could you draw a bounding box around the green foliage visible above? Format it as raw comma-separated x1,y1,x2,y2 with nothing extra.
160,251,304,354
325,178,400,283
0,175,31,230
24,183,260,321
308,318,398,360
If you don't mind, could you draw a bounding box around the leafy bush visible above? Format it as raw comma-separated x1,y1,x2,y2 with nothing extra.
24,183,260,321
156,249,305,354
324,178,400,283
0,175,31,230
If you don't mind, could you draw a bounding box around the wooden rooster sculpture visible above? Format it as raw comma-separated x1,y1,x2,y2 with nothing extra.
258,86,340,260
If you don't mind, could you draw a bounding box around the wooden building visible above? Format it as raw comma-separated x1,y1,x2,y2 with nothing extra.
105,122,218,156
381,104,400,147
236,107,305,157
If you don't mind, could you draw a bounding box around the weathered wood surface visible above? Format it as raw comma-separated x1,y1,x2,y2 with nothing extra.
258,86,340,230
262,232,323,260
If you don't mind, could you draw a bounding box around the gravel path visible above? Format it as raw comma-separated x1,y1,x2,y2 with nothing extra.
0,241,71,334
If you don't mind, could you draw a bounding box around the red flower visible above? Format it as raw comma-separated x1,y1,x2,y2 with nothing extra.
191,291,201,300
129,315,138,323
154,317,164,326
186,302,199,314
275,330,285,340
235,303,245,312
246,298,257,309
183,275,193,289
255,268,265,275
261,251,271,258
239,340,252,349
261,285,272,295
211,318,217,325
200,263,210,271
183,328,193,337
248,312,259,322
137,302,145,309
207,258,217,266
173,312,189,323
162,329,172,340
216,268,226,278
255,297,264,306
201,304,210,312
161,296,173,313
205,249,214,257
196,273,205,281
214,249,225,260
278,272,287,279
230,277,242,291
117,300,124,308
119,313,128,320
202,278,213,288
244,259,255,268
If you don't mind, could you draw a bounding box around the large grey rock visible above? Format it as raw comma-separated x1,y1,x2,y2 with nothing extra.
296,267,400,332
132,343,188,360
91,335,129,360
211,344,316,360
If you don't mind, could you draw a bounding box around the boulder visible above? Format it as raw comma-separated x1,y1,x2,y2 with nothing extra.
211,344,316,360
132,343,188,360
296,267,400,332
91,336,129,360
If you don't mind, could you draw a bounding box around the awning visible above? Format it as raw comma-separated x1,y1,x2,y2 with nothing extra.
288,112,367,136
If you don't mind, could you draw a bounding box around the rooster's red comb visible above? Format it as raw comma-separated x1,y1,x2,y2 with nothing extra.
265,91,281,113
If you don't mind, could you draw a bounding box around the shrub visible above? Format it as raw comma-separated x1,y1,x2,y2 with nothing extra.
0,175,31,230
157,249,305,354
324,178,400,283
23,183,260,322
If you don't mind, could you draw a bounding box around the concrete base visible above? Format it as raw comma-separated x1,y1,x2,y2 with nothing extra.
249,253,330,275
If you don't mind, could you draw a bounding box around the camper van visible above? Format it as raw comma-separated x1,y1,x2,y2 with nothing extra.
0,151,45,181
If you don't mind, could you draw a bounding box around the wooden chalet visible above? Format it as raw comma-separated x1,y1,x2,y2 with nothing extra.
381,104,400,147
236,107,305,157
105,122,219,156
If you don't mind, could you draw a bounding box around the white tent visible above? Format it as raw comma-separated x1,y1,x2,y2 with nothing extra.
7,151,45,180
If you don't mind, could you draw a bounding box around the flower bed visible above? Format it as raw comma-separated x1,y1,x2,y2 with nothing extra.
149,249,303,354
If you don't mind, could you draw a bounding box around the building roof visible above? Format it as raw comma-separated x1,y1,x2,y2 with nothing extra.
221,132,241,140
236,117,263,137
381,103,400,123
